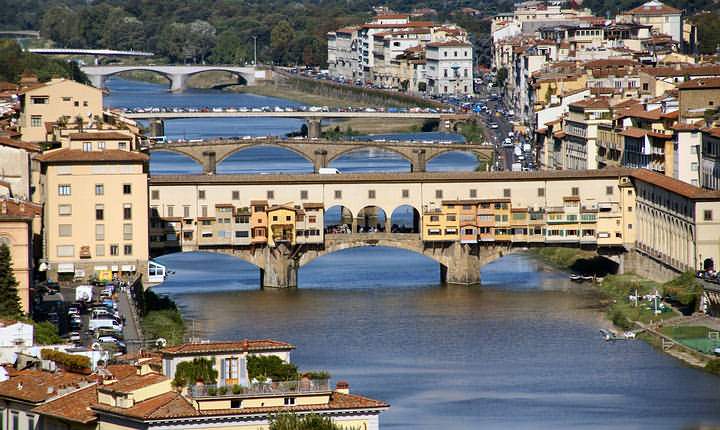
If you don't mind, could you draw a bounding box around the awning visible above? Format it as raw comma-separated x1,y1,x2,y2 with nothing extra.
57,263,74,273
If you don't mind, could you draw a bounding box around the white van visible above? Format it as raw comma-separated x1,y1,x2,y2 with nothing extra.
89,318,123,331
318,168,341,174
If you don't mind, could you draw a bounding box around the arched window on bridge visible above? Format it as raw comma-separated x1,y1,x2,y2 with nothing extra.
390,205,421,233
325,205,354,235
356,206,388,233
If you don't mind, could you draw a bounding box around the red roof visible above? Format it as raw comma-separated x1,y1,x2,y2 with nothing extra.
627,1,681,16
0,137,41,152
68,132,133,141
161,339,294,356
98,373,168,395
0,197,42,219
37,148,148,163
677,77,720,90
32,384,98,424
0,369,91,403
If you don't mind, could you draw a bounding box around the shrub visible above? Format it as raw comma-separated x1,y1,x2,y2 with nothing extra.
247,355,298,381
218,386,228,395
40,349,91,371
173,358,217,387
207,386,217,396
303,371,331,380
270,413,344,430
33,321,62,345
232,384,243,394
705,359,720,375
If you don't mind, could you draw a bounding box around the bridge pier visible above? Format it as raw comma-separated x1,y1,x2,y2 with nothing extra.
203,151,217,175
169,74,188,92
148,119,165,137
411,149,427,172
313,149,328,173
87,74,105,89
307,119,322,139
260,245,298,288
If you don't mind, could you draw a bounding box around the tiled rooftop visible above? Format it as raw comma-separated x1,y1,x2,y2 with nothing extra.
161,339,294,356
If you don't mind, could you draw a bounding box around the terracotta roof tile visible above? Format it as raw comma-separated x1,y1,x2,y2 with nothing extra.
627,1,681,16
98,373,168,395
620,127,648,138
37,148,148,163
631,168,720,200
0,198,42,219
570,97,611,109
0,137,41,152
68,132,133,141
92,391,387,421
678,77,720,90
32,384,98,424
0,369,91,403
161,340,294,357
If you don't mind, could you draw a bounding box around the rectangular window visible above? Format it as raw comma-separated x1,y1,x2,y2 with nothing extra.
691,162,699,172
232,190,240,200
503,188,511,198
56,245,74,257
58,184,71,196
284,397,296,405
606,186,613,195
97,141,105,150
368,190,376,199
309,216,317,223
435,189,443,199
151,190,159,200
58,204,71,216
704,210,713,221
96,224,105,241
58,224,72,237
11,412,18,430
202,206,208,217
123,223,133,240
124,244,132,255
123,204,132,220
469,189,477,198
27,415,34,430
167,205,174,217
537,187,545,197
198,190,206,200
300,190,308,200
31,97,48,104
184,206,190,218
110,244,119,256
267,190,274,199
95,184,104,195
30,115,42,127
95,204,104,220
335,190,342,199
572,187,579,196
83,142,92,152
95,244,104,256
235,231,250,238
402,189,410,198
123,184,132,194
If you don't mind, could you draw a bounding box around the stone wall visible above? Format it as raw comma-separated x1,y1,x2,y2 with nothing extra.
621,249,681,283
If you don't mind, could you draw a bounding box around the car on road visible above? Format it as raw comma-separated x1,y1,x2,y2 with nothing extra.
489,123,499,129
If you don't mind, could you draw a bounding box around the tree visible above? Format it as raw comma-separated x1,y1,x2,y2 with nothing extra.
270,20,295,65
157,22,190,63
103,15,146,51
270,414,344,430
247,355,298,381
495,67,508,88
188,20,217,64
210,31,249,64
0,243,22,318
173,358,217,387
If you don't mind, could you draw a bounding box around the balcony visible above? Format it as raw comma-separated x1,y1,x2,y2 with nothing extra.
190,379,331,398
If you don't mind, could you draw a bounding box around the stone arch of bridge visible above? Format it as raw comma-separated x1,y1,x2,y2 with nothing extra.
298,239,444,268
215,143,316,167
150,249,266,271
390,204,421,233
425,148,493,164
149,148,206,168
326,145,415,166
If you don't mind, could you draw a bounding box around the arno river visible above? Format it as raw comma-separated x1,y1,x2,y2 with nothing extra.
107,78,720,430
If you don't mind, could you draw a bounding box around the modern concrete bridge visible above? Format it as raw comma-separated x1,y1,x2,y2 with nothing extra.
147,169,699,288
81,65,258,92
147,137,493,173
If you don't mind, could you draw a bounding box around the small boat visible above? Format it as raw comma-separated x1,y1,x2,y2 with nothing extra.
600,329,617,341
581,275,594,281
570,274,582,281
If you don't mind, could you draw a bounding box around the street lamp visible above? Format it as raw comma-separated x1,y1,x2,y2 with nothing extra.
252,36,258,67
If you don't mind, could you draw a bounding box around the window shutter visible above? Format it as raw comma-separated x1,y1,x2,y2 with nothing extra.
220,358,226,382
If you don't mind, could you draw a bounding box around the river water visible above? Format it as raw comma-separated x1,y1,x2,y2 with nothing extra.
106,77,720,430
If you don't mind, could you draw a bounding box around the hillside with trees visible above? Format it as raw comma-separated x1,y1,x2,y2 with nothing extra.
0,40,87,83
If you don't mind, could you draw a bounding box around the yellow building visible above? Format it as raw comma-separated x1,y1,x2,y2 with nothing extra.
0,197,42,313
267,205,296,246
19,78,103,142
38,148,149,281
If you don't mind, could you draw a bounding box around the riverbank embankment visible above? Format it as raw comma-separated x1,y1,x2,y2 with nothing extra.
528,248,719,374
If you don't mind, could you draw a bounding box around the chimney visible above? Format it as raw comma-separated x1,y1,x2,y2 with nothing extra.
335,381,350,394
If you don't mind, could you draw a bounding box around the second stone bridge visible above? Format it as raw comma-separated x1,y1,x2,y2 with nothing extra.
147,137,495,173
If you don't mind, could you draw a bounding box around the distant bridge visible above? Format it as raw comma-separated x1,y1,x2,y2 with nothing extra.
28,48,153,57
81,65,258,92
147,137,493,173
130,112,472,138
0,30,40,38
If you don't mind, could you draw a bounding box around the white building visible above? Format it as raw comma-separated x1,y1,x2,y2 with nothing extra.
425,41,474,96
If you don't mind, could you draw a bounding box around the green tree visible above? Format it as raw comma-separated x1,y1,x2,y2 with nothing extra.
103,15,146,51
210,31,249,64
157,22,190,63
188,20,217,64
141,309,185,345
33,321,62,345
0,243,22,318
40,6,83,48
270,414,344,430
173,358,218,387
270,20,295,65
247,355,298,381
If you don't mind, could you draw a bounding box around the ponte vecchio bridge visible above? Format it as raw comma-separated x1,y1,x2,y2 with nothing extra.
147,137,494,173
147,168,720,288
